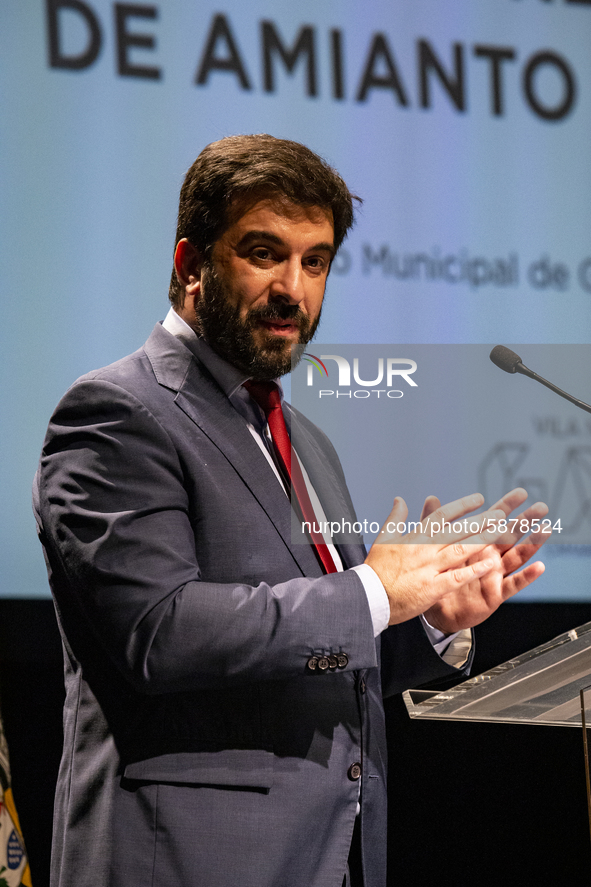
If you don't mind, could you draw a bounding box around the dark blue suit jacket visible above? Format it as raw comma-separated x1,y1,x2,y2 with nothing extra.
34,323,463,887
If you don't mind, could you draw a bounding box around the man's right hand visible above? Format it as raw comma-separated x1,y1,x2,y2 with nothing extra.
365,493,505,626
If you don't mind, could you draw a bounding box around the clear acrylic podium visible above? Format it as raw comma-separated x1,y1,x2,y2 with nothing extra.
404,621,591,728
403,620,591,838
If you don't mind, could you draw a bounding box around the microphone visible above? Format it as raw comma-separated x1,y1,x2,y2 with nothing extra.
489,345,591,415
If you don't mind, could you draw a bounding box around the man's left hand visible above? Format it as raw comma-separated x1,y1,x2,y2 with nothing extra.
423,487,549,635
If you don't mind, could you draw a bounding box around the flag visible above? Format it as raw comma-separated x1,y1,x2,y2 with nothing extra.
0,715,31,887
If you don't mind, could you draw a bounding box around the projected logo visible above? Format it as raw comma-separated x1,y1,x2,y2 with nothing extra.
301,353,418,399
479,442,591,541
302,353,329,379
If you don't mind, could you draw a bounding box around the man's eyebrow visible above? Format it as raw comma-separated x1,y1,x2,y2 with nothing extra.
236,230,335,257
309,241,336,258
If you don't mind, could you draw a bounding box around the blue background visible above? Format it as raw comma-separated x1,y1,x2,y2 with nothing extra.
2,0,591,597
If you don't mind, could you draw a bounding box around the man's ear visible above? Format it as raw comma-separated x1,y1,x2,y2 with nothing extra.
174,239,202,297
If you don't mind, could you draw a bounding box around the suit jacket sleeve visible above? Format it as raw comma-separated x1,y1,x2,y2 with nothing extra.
35,374,379,696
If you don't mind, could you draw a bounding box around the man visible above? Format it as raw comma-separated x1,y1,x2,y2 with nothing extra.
34,135,547,887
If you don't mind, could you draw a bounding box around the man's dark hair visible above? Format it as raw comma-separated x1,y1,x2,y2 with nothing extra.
168,134,360,307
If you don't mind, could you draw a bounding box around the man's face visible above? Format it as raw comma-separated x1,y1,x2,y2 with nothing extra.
178,197,335,380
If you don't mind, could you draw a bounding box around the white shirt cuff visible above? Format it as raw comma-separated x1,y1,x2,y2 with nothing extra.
420,614,458,653
350,565,472,667
350,564,390,637
420,615,472,668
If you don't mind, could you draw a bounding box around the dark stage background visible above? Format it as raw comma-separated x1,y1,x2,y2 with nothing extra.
3,600,591,887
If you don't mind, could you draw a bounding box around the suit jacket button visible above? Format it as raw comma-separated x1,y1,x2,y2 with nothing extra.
327,655,338,669
336,653,349,668
348,762,362,781
317,657,330,671
307,657,319,672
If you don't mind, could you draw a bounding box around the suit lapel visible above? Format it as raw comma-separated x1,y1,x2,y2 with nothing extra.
144,325,322,577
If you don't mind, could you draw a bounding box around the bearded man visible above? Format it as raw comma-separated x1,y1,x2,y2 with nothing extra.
34,135,547,887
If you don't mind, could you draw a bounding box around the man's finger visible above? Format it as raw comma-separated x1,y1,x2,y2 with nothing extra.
424,507,508,549
501,536,549,576
487,487,529,516
501,561,546,599
422,493,485,530
420,495,441,522
435,537,501,574
493,501,550,551
376,496,409,542
436,556,497,592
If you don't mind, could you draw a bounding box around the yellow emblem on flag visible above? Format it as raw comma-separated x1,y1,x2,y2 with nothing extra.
0,719,32,887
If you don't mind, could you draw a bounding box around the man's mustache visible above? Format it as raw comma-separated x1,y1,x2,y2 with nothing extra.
247,304,308,324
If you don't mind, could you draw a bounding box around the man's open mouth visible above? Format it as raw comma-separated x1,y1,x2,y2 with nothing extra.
258,319,299,336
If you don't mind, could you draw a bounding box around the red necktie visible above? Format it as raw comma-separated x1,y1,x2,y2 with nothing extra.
244,381,337,575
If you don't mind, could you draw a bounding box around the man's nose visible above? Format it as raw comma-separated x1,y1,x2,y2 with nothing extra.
268,258,305,305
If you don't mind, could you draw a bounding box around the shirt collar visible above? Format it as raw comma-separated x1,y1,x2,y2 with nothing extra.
161,307,284,427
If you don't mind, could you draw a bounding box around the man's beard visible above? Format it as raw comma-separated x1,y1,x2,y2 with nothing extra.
194,262,322,381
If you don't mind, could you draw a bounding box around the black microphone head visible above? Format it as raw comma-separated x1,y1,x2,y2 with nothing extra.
490,345,523,374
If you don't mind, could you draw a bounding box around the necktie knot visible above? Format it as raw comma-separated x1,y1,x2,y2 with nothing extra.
243,380,281,418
